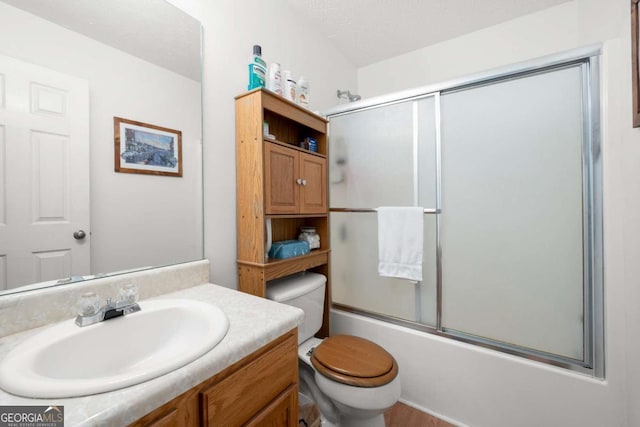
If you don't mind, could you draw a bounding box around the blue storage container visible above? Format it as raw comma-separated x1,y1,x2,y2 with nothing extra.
268,240,310,259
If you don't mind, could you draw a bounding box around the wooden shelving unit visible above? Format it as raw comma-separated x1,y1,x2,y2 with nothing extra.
235,88,330,337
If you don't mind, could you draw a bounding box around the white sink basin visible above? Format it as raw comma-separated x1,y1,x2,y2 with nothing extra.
0,298,229,398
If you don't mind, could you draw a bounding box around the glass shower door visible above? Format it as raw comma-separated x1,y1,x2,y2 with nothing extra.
439,65,586,360
329,96,438,325
326,52,601,373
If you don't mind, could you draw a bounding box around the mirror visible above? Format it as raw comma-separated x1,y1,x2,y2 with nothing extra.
0,0,203,294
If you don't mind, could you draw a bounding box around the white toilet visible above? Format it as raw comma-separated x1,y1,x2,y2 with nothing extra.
266,272,401,427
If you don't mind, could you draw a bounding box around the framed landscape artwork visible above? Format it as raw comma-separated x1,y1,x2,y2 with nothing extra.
114,117,183,177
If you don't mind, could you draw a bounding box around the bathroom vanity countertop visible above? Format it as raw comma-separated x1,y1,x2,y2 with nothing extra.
0,283,305,426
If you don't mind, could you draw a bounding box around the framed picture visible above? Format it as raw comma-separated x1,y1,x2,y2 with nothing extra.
114,117,182,177
632,0,640,127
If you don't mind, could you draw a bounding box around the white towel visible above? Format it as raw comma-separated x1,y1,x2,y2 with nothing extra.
377,206,424,281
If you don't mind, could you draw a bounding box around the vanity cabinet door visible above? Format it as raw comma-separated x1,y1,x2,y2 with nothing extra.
140,408,179,427
129,331,298,427
128,389,199,427
245,385,298,427
199,332,298,426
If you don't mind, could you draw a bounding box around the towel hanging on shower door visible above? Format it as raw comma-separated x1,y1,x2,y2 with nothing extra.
377,206,424,282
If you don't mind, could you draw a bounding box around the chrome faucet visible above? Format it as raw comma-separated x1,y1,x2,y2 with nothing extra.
75,284,141,327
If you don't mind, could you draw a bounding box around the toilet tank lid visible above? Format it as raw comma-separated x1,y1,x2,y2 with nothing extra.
266,272,326,302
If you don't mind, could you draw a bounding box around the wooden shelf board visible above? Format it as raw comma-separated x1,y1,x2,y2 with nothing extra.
238,250,330,282
265,213,328,219
238,249,329,268
264,138,327,158
235,89,327,121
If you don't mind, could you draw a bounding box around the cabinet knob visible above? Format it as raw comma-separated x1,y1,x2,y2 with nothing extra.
302,179,307,186
296,178,303,185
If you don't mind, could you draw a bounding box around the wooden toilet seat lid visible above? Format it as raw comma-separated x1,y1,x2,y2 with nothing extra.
310,335,398,388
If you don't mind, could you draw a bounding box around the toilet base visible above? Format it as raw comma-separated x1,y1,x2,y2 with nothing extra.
332,399,388,427
299,360,339,425
299,361,387,427
337,414,385,427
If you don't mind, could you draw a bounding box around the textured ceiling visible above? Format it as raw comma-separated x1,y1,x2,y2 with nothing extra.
1,0,201,81
286,0,573,67
4,1,573,77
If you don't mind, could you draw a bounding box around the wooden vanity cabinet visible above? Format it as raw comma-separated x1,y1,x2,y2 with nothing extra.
236,89,331,338
129,329,298,427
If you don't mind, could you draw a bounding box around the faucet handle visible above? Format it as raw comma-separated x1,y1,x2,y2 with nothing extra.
78,292,101,316
119,283,139,304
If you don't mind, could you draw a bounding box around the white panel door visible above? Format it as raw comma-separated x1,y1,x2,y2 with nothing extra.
0,54,90,290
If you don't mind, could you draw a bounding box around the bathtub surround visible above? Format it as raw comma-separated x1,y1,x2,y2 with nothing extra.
0,260,304,426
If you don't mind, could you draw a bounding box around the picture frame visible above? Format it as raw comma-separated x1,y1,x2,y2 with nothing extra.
632,0,640,127
114,117,182,177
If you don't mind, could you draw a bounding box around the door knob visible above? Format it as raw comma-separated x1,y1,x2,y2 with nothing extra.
73,230,87,240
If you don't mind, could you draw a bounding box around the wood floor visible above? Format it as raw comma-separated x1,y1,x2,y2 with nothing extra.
384,402,454,427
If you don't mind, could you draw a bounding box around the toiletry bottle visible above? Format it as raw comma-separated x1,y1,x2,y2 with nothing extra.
283,70,296,102
267,62,282,96
247,45,267,90
297,76,310,107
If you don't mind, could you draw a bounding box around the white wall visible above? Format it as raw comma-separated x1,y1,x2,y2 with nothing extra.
199,0,357,287
329,1,638,426
165,0,202,21
0,3,203,276
358,0,623,97
184,0,640,424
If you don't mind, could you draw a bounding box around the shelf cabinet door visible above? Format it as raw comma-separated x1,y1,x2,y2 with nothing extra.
265,143,299,214
299,152,327,214
265,143,327,215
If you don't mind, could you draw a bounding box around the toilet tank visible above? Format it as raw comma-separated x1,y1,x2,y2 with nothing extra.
266,272,326,344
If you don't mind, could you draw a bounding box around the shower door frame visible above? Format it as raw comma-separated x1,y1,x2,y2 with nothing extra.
324,45,604,377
